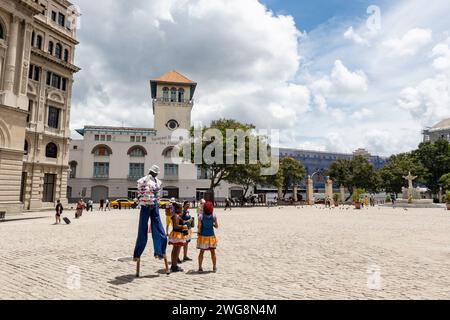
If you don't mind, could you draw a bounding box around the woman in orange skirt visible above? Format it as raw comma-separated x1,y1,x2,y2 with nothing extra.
197,201,218,273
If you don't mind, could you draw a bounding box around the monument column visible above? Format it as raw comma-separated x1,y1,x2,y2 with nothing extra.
326,177,333,201
293,186,298,202
4,16,20,93
306,176,314,205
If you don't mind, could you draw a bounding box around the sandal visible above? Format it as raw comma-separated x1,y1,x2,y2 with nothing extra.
183,257,192,262
170,266,184,273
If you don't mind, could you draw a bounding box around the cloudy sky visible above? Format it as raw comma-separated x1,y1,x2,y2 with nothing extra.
71,0,450,157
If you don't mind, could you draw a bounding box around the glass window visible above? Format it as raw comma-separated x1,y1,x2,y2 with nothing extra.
178,88,185,102
93,162,109,178
164,164,179,177
45,143,58,158
95,135,99,141
129,147,145,157
51,74,61,89
129,163,144,179
142,136,146,142
130,136,135,142
69,162,77,178
0,23,4,39
162,87,169,101
64,49,69,62
94,146,110,156
100,135,105,141
48,41,54,54
36,35,42,49
136,136,141,142
107,135,112,141
51,11,57,21
55,43,62,58
42,174,56,202
24,140,29,155
47,106,60,129
27,100,33,123
170,88,177,102
58,13,65,27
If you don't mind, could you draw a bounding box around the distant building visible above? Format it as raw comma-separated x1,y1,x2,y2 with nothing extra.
278,148,386,189
423,118,450,143
68,71,241,203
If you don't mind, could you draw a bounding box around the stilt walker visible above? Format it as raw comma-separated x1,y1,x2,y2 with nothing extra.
133,165,169,276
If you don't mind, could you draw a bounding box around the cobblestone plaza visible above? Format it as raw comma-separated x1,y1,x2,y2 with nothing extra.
1,206,450,300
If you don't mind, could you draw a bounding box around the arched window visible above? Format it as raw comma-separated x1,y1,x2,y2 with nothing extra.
64,49,69,62
31,31,35,46
24,140,29,155
48,41,54,55
36,35,43,49
0,23,4,40
162,87,169,102
69,161,77,178
91,144,112,156
170,87,177,102
178,88,185,102
128,146,147,157
55,43,62,59
45,143,58,158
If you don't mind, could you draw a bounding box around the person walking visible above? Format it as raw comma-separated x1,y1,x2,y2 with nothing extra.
224,197,232,211
133,165,169,276
99,199,104,211
75,199,85,219
55,200,63,224
105,198,110,211
87,199,94,212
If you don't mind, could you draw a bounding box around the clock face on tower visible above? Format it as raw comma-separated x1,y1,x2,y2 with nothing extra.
166,119,179,131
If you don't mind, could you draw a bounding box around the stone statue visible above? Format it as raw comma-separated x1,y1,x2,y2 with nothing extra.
403,172,417,203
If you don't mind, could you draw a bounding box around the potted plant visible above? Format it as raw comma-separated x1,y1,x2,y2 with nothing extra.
444,190,450,211
353,188,365,209
333,193,340,207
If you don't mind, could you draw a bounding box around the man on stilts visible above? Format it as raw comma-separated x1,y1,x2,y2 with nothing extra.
133,165,169,276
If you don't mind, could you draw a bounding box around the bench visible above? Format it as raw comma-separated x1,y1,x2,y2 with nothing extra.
0,211,6,221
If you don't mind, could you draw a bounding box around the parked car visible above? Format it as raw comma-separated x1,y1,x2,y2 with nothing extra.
110,199,137,209
158,198,171,209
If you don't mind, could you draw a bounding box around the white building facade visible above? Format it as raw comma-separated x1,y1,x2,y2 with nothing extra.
68,71,242,202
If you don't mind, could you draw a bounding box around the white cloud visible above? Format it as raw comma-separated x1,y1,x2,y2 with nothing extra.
330,60,368,93
344,27,369,46
382,28,432,57
432,40,450,71
351,108,374,120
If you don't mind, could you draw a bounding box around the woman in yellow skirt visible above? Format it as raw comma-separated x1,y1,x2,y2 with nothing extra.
197,201,219,273
168,202,188,273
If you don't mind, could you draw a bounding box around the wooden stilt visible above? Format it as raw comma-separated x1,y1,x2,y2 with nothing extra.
136,258,140,278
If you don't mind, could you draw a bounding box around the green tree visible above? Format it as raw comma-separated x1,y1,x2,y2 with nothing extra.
413,139,450,193
188,119,270,193
328,155,377,195
266,157,306,198
440,173,450,191
378,153,427,194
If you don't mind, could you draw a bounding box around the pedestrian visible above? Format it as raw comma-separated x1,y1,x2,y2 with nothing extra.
88,199,94,212
99,199,104,211
75,199,85,219
133,165,169,276
105,198,110,211
181,201,194,262
168,202,188,272
118,200,122,210
224,197,231,211
197,201,218,273
55,199,63,224
165,198,176,236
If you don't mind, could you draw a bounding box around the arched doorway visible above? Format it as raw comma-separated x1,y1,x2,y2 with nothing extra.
91,186,109,203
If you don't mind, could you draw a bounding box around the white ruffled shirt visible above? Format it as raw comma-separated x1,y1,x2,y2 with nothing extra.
137,175,162,206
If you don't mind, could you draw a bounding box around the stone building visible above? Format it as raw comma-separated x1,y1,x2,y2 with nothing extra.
68,71,242,203
423,118,450,143
0,0,79,214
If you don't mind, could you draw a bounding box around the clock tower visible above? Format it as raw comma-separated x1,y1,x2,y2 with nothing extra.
150,71,197,135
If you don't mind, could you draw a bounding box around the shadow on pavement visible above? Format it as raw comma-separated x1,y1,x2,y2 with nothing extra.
109,274,159,285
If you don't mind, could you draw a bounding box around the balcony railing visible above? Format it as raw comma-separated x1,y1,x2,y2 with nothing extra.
93,174,109,180
153,98,194,106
